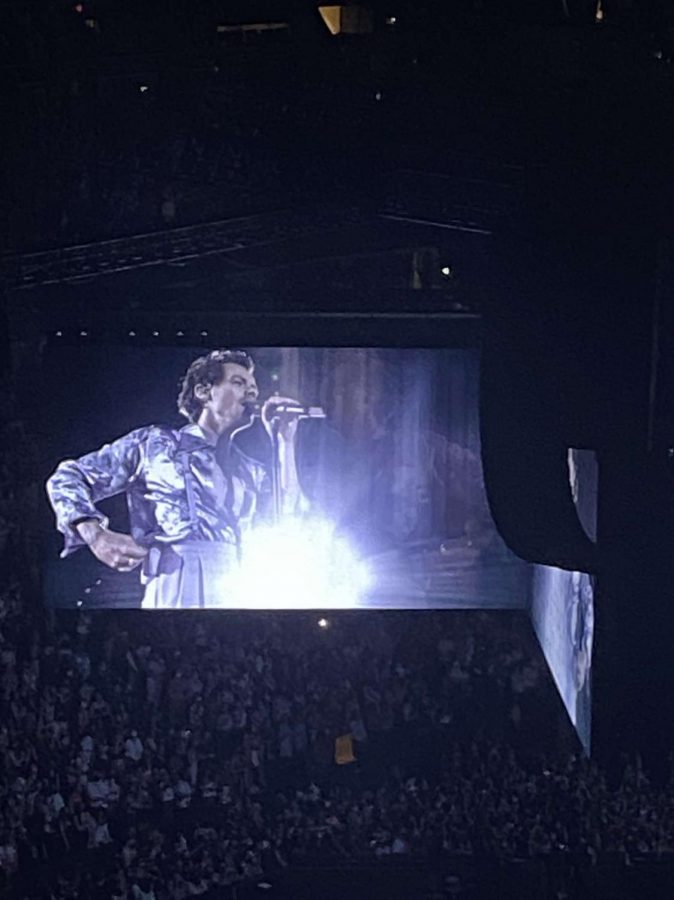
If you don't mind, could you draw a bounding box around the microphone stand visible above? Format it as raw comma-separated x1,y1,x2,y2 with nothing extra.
269,417,282,525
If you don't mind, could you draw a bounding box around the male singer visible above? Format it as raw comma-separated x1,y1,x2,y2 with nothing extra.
46,349,305,608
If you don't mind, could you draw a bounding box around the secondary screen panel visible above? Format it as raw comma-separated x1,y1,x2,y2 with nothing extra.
530,449,597,754
41,345,526,609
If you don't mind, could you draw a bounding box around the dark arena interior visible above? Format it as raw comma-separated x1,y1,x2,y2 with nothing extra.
3,2,674,898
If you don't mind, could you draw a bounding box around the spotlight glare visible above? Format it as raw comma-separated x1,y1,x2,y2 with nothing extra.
232,518,371,609
318,618,329,629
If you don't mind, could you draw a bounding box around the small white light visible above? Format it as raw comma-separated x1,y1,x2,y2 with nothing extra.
375,91,382,101
76,600,83,607
80,330,88,337
317,618,329,629
200,330,208,337
128,330,136,337
441,265,452,277
386,16,396,25
176,330,185,337
140,85,149,93
152,330,159,337
55,331,63,337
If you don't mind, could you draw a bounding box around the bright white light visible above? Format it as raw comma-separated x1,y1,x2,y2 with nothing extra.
233,518,371,608
441,265,452,277
140,85,149,93
317,617,329,628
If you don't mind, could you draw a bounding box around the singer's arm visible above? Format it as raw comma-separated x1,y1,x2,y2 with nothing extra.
277,432,304,515
260,395,306,515
46,428,149,562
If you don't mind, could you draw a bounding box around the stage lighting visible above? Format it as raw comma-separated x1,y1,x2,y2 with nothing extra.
317,617,329,628
319,5,373,35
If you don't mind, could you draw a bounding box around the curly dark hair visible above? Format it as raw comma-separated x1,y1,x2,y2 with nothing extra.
177,349,255,422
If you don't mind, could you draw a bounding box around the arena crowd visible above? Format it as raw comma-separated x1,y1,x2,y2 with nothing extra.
0,568,673,900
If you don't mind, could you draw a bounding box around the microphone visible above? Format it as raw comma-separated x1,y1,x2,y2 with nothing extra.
245,401,326,419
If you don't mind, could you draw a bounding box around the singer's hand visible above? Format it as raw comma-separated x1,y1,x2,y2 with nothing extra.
77,520,148,572
261,395,301,442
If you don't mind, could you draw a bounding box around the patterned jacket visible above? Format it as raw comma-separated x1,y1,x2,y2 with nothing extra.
46,424,269,557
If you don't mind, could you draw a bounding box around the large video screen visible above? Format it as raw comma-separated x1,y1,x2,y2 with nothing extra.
41,344,527,609
530,449,597,754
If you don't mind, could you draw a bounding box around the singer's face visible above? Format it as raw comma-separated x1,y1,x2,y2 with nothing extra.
205,363,258,425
